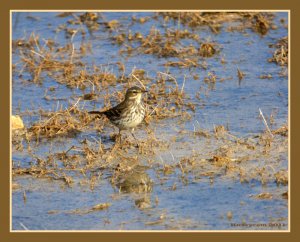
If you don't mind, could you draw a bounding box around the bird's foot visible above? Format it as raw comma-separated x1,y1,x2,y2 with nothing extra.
116,134,122,143
130,132,140,148
112,133,122,143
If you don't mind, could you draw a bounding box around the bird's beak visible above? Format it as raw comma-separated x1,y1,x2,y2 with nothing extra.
142,90,148,93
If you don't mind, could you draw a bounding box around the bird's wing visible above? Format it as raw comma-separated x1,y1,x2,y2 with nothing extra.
102,101,126,121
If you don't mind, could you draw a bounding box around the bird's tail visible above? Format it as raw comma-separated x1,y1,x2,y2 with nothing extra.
88,111,103,115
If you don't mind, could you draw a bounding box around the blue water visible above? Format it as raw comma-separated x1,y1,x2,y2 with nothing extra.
12,12,288,230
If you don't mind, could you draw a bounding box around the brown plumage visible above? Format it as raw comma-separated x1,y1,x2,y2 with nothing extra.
89,86,147,141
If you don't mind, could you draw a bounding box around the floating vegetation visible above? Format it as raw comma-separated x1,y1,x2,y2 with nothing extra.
252,193,273,200
199,43,217,57
268,36,288,66
48,203,111,215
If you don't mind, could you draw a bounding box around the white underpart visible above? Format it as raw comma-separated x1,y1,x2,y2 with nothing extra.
134,93,142,103
116,93,145,130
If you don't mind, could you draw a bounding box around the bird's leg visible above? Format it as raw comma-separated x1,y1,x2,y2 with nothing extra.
112,129,122,150
117,129,122,144
130,128,140,148
130,128,137,140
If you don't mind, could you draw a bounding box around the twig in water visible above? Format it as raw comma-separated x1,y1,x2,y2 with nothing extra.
70,29,79,64
56,100,60,112
193,123,196,134
32,32,41,53
69,98,81,111
169,152,175,163
159,156,165,165
157,71,178,88
65,145,75,154
19,222,29,230
149,104,160,116
181,75,186,94
70,43,75,64
87,79,95,92
259,108,273,137
30,50,45,59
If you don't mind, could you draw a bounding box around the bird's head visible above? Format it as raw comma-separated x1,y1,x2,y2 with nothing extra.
125,86,147,103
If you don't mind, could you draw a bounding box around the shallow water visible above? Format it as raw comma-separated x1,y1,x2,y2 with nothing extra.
12,175,287,230
12,12,288,230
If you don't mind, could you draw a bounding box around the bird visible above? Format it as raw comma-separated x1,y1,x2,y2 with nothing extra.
89,86,147,144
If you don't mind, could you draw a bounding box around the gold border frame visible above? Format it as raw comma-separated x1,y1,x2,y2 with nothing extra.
3,1,298,241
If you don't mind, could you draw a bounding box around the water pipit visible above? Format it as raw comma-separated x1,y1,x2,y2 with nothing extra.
89,86,147,144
